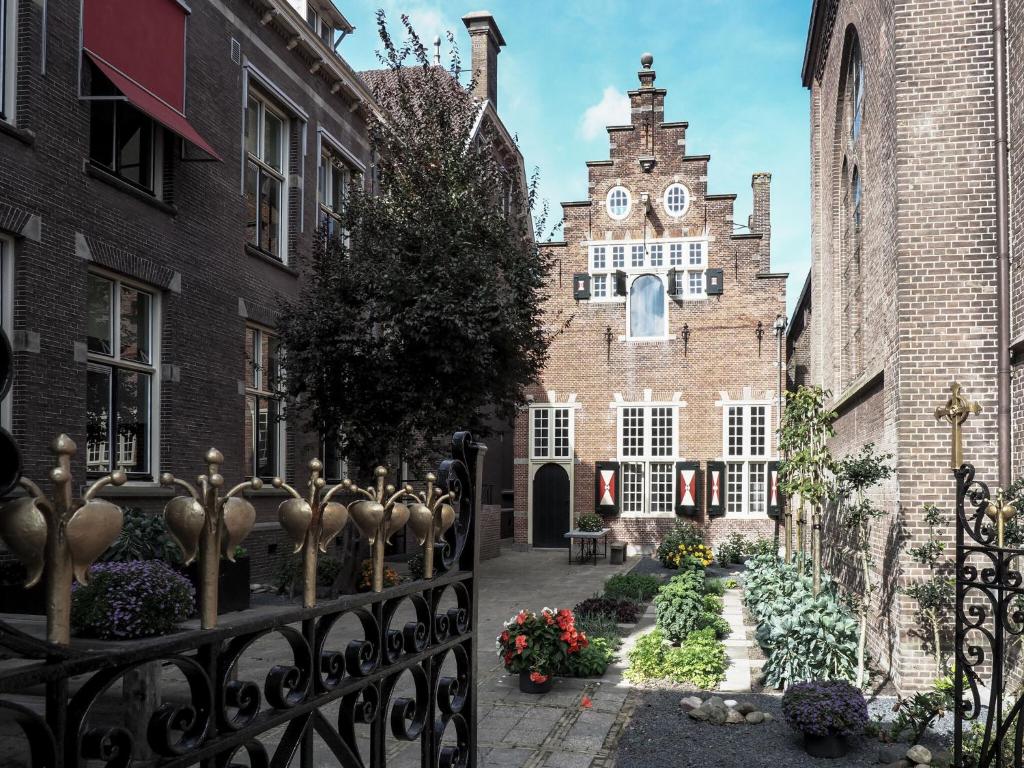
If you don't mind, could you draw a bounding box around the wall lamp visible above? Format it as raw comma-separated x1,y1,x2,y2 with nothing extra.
756,320,765,357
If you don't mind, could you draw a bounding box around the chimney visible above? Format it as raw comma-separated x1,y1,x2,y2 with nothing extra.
462,11,506,108
751,172,772,263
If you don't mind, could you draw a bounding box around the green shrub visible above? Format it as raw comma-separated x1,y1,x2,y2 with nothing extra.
704,578,726,596
407,552,425,580
716,532,748,566
604,572,660,602
99,508,180,564
575,612,622,646
575,513,604,532
655,522,705,568
564,636,615,677
625,627,727,688
654,571,707,642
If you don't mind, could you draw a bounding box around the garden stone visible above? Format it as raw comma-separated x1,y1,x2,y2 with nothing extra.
701,698,729,725
906,745,932,765
687,707,711,722
745,712,764,724
762,713,773,722
705,696,726,708
879,746,907,763
915,764,930,768
735,703,756,715
724,699,738,707
726,709,745,724
679,696,703,712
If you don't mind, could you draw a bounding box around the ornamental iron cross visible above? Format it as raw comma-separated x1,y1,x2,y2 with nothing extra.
934,382,981,470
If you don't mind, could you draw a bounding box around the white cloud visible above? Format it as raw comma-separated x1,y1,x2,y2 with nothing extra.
578,87,631,140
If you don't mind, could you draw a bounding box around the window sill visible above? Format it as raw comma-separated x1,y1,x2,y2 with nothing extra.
80,481,173,498
620,335,677,343
620,513,677,520
85,161,177,216
0,119,35,146
245,243,299,277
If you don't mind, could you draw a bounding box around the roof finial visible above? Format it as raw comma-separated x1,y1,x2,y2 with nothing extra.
433,35,441,66
640,52,654,70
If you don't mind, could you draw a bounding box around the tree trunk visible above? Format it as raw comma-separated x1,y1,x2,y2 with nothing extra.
930,609,942,675
856,516,870,688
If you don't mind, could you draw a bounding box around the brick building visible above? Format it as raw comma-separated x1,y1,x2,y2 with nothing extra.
0,0,518,580
513,55,787,556
794,0,1024,691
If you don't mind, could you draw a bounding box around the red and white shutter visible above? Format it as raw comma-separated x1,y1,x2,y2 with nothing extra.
674,461,701,516
767,461,782,518
595,461,620,515
706,461,726,518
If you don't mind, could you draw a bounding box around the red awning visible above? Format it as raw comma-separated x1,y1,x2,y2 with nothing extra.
82,0,220,159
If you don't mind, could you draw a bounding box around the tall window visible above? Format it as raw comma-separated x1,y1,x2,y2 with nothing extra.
839,29,866,389
245,326,283,479
318,146,349,237
530,406,572,460
628,275,666,338
245,91,288,260
722,403,771,516
618,405,677,515
0,237,11,429
90,102,160,194
86,274,157,478
306,6,334,45
0,0,15,122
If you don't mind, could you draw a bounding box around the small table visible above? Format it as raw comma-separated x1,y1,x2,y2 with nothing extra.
564,528,612,565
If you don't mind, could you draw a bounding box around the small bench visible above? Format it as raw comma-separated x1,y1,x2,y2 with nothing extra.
564,528,612,565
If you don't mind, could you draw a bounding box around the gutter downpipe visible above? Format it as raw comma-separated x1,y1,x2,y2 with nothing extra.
994,0,1012,488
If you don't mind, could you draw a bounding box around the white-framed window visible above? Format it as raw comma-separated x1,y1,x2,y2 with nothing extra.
592,246,607,270
593,274,608,299
688,270,704,297
1,0,16,123
606,186,631,220
628,274,668,339
689,242,704,266
306,6,334,45
86,272,159,479
322,432,347,482
245,325,285,479
245,90,288,260
722,402,772,516
617,405,678,516
669,243,684,266
631,244,644,268
530,406,572,461
318,143,350,238
89,100,163,196
611,245,625,269
588,237,710,308
0,236,12,430
663,183,690,218
649,244,663,267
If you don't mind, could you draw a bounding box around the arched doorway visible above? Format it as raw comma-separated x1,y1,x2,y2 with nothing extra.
532,463,570,548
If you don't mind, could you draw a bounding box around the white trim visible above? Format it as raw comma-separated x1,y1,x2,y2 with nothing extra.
244,85,291,263
244,325,286,479
526,460,575,546
0,0,16,123
0,235,12,429
717,399,773,518
316,125,366,173
605,185,632,220
626,273,670,340
662,182,691,218
242,59,309,120
528,404,574,462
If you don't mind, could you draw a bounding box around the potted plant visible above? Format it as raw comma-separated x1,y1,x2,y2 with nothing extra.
575,513,604,533
496,608,589,693
183,545,251,613
782,680,868,759
71,560,195,640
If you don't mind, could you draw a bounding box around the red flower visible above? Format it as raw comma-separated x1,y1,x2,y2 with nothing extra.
515,635,528,653
504,652,514,664
581,696,592,709
500,630,510,643
516,611,527,626
529,671,549,684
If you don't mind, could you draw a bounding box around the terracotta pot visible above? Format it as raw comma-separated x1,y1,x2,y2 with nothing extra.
803,733,848,759
518,671,553,694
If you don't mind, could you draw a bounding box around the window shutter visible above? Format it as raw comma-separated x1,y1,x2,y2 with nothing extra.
573,273,591,300
614,270,628,296
767,461,783,519
595,461,620,515
706,460,726,517
666,268,678,296
706,268,724,296
675,461,701,517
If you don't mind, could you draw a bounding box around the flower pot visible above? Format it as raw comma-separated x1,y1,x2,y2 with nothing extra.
518,671,553,694
183,556,251,614
803,733,848,759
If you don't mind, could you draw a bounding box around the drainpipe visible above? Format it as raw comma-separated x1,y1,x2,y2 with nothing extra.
994,0,1012,487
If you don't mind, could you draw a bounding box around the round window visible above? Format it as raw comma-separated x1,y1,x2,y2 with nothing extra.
606,186,631,220
663,183,691,218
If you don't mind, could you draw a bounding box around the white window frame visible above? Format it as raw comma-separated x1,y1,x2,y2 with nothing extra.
626,273,670,340
588,236,710,306
245,89,290,261
1,0,16,124
529,405,573,461
318,144,349,237
663,182,691,218
85,270,161,481
615,404,678,517
245,325,286,479
0,235,12,430
720,401,773,518
606,186,631,220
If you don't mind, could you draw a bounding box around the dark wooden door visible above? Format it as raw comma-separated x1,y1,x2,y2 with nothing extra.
532,463,570,548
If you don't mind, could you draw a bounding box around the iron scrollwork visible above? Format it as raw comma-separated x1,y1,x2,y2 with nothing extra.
0,432,482,768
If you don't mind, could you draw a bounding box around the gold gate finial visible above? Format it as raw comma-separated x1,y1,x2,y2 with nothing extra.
934,382,982,470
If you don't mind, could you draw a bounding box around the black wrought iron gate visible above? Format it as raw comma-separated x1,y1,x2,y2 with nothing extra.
954,464,1023,768
0,433,482,768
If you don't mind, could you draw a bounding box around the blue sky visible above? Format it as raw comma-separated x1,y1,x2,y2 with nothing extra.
335,1,812,313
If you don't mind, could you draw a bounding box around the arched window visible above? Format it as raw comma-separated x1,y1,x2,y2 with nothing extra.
849,38,864,142
628,275,666,338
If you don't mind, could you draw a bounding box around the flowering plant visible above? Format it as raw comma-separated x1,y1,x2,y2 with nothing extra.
358,559,400,592
496,608,589,680
655,522,706,568
71,560,195,640
666,542,714,569
781,680,869,737
575,513,604,533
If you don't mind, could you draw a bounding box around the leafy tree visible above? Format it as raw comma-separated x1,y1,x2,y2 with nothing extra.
778,385,837,582
902,504,954,676
277,13,550,472
833,443,893,688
